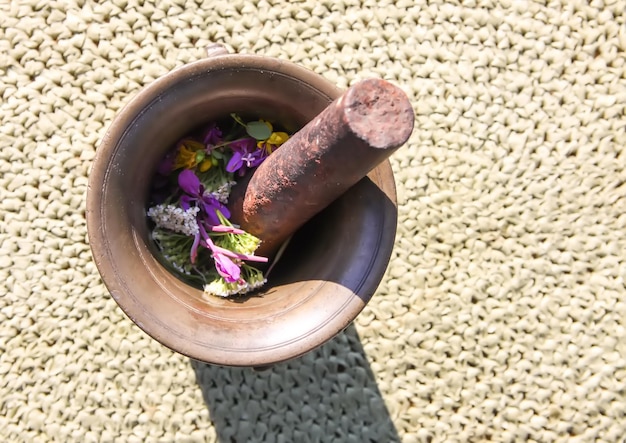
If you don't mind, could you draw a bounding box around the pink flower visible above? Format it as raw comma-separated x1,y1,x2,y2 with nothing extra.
213,252,241,283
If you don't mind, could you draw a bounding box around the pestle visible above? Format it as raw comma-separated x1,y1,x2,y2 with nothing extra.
228,78,415,258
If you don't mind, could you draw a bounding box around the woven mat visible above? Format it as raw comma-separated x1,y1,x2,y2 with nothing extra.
2,0,626,442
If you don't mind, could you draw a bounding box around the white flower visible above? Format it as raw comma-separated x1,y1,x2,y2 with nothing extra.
210,181,237,204
242,278,267,293
147,204,200,236
204,279,246,298
203,277,267,298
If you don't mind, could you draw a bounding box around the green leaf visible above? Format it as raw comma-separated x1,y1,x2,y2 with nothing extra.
246,121,272,141
195,150,205,163
230,113,246,127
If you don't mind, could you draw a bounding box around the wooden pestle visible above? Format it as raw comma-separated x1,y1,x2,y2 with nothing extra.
228,78,415,258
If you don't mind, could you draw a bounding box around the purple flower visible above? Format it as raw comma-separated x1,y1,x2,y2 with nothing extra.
225,138,265,175
203,123,223,146
178,169,230,226
157,149,177,175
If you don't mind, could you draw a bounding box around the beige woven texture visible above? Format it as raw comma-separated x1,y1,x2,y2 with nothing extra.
2,0,626,442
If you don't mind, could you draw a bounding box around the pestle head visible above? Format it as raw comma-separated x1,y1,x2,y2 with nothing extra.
228,78,414,258
342,78,415,150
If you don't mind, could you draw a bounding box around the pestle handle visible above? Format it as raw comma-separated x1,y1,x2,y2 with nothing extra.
228,78,415,257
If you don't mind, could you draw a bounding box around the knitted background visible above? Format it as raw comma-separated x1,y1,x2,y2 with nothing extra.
1,0,626,442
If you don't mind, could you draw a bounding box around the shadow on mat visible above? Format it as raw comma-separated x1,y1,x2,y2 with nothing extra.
191,324,400,443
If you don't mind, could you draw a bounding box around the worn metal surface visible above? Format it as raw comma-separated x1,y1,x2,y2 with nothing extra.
87,54,400,367
229,78,414,257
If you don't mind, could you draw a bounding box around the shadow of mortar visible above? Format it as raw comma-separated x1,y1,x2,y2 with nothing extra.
190,323,400,443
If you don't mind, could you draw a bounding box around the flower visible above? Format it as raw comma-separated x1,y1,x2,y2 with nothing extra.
225,138,264,175
148,115,289,297
178,169,230,226
212,181,237,204
224,117,289,173
204,278,247,298
255,120,289,155
174,139,213,172
200,229,266,284
213,252,241,283
258,129,289,155
210,242,267,263
204,264,267,297
147,204,200,236
203,264,267,297
203,123,223,146
157,149,177,176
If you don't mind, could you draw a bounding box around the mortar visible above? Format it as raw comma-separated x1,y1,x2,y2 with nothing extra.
86,48,401,367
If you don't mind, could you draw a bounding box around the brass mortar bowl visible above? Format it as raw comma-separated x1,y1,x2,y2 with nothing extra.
86,50,398,367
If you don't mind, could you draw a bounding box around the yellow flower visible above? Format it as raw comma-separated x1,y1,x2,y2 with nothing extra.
198,158,213,172
268,131,289,145
261,120,273,131
257,121,290,155
174,145,196,170
174,139,205,170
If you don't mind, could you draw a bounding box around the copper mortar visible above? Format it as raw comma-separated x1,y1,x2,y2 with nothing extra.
86,47,399,367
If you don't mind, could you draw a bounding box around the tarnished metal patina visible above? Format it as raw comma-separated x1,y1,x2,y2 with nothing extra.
86,46,412,367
